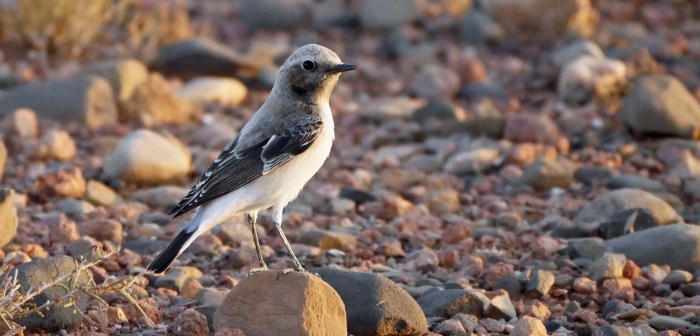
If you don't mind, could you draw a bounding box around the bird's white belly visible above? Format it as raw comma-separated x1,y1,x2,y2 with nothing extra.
197,108,334,229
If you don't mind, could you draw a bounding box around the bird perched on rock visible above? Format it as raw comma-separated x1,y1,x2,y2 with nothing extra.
148,44,355,274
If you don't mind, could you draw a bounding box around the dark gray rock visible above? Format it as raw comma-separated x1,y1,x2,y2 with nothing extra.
620,75,700,138
413,99,461,123
524,270,555,297
417,289,485,318
312,267,428,336
5,256,90,331
606,224,700,271
594,325,633,336
600,208,659,240
607,175,667,192
240,0,312,30
338,186,377,204
567,238,609,260
0,76,117,130
575,166,613,185
649,315,693,331
663,270,693,288
493,273,521,298
153,38,260,78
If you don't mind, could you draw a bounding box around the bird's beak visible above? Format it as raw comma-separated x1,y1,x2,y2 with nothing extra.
326,64,357,74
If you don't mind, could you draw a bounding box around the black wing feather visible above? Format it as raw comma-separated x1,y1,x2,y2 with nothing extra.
169,115,323,218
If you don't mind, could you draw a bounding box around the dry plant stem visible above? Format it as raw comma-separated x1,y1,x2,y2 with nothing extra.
0,248,147,333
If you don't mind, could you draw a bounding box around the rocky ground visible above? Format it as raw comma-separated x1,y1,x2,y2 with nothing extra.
1,0,700,335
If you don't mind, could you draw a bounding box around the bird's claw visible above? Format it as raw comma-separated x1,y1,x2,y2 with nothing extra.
249,266,270,275
276,267,306,280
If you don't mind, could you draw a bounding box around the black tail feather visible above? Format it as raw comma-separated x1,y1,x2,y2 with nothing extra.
147,230,193,274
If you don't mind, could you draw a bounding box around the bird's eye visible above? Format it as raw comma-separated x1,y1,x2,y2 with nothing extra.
302,60,316,71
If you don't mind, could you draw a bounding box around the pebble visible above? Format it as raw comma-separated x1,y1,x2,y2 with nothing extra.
524,270,555,297
606,224,700,271
0,189,18,247
417,289,485,318
511,316,547,336
589,253,626,281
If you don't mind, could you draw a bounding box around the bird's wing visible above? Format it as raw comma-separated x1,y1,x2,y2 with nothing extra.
169,114,323,218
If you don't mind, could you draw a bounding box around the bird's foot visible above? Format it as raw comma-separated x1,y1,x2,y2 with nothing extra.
249,266,270,275
276,267,306,280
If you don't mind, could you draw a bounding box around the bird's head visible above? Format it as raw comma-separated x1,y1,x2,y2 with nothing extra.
276,44,356,102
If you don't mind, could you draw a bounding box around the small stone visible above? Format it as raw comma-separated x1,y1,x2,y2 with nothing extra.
504,114,563,147
56,199,96,218
522,301,551,321
177,77,248,106
80,219,123,243
102,129,191,184
493,273,521,298
413,99,466,123
575,166,613,185
427,190,460,216
417,289,485,318
486,290,516,320
558,56,627,106
663,270,693,288
511,316,547,336
567,238,608,260
338,186,376,204
79,59,149,103
153,38,260,78
552,40,605,68
240,0,312,30
445,148,500,175
524,270,555,297
594,325,633,336
168,308,209,336
154,266,203,292
620,75,700,138
405,247,439,272
47,214,80,243
29,130,77,161
85,180,122,207
131,186,188,210
600,208,659,240
360,0,424,29
0,189,18,247
362,97,424,121
517,157,576,191
409,65,461,99
649,316,693,331
34,167,86,198
1,108,38,138
573,277,597,294
121,73,193,126
607,175,667,192
312,267,428,336
434,319,467,336
330,198,355,216
213,271,346,335
589,253,626,281
298,229,357,251
0,75,117,129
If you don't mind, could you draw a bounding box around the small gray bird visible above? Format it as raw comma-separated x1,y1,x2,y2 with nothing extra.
147,44,355,274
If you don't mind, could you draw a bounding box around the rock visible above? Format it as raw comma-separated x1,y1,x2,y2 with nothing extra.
0,75,117,129
330,198,355,216
594,325,633,336
85,180,122,207
154,266,203,292
0,189,17,247
312,267,428,336
552,40,605,68
663,270,693,288
434,319,467,336
46,214,80,244
445,148,500,175
34,167,86,198
516,157,576,191
298,229,357,251
79,59,149,103
360,0,424,29
131,186,187,210
1,108,38,138
121,73,193,126
240,0,312,30
511,316,547,336
417,289,485,318
493,273,521,297
558,56,627,106
573,189,680,232
177,77,248,106
79,219,123,243
214,271,346,335
486,290,516,320
338,186,376,204
600,208,659,240
168,308,209,336
459,9,506,45
56,199,96,218
524,270,555,297
649,316,693,331
504,114,563,147
575,166,613,185
606,224,700,271
153,38,259,78
589,253,626,281
427,190,461,216
29,130,77,161
362,97,423,121
607,175,667,192
5,256,90,331
567,238,608,260
413,99,466,123
405,247,439,272
409,65,461,99
620,75,700,138
102,129,191,184
484,0,597,42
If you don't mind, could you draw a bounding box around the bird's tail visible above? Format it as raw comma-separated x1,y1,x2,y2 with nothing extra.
147,212,205,274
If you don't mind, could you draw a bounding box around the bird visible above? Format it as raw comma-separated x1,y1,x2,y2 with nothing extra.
147,44,356,274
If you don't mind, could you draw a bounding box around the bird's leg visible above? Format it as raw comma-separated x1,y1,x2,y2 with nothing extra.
247,213,269,274
273,213,305,272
